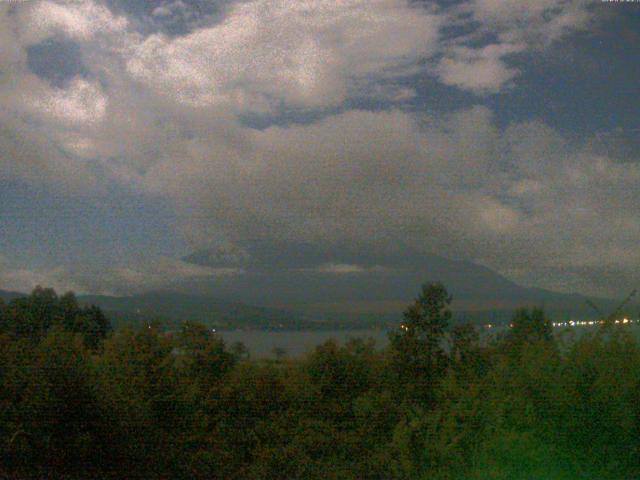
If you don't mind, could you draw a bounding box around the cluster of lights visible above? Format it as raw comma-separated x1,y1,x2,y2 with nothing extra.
401,319,639,332
481,319,639,329
551,318,638,328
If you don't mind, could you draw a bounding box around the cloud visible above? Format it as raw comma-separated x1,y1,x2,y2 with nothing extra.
435,43,524,94
0,67,107,190
0,106,98,192
0,258,84,295
18,0,128,44
138,109,430,248
23,77,108,126
126,0,441,110
317,263,388,274
151,1,188,18
7,77,630,297
435,0,592,94
101,258,242,295
0,2,125,192
470,0,591,45
1,0,636,299
143,105,640,297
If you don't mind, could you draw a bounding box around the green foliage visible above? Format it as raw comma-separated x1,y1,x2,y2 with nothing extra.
505,307,553,351
0,287,110,348
2,285,640,479
390,282,452,404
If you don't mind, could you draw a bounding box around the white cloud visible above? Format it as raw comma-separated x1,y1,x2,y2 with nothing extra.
18,0,128,44
0,262,83,295
476,199,520,233
435,0,592,94
151,6,172,18
317,263,388,274
126,0,441,110
470,0,591,45
436,43,524,94
472,0,590,40
0,2,127,191
23,77,108,126
105,257,243,295
0,106,98,191
0,5,25,75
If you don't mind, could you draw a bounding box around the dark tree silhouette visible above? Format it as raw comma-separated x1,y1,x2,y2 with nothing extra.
390,282,452,404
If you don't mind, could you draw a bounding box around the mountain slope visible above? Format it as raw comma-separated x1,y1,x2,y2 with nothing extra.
82,291,311,329
0,289,307,330
0,289,24,303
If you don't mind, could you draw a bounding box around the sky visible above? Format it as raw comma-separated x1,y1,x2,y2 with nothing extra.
0,0,639,299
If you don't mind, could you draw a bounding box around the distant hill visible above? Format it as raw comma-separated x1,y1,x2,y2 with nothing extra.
0,289,309,331
0,289,24,303
85,291,317,330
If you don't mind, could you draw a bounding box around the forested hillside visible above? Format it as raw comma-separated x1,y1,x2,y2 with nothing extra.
1,285,639,479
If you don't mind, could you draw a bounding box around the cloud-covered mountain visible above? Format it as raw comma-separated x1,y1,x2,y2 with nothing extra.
182,241,624,318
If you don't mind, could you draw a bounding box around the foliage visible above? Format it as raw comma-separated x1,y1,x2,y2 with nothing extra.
0,287,110,348
1,285,640,479
505,307,554,351
390,282,452,405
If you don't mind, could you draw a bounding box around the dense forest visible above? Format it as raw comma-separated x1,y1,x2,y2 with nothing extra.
1,285,640,479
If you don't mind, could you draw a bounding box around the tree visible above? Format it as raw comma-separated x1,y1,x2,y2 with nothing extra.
176,321,236,390
272,346,288,361
0,297,5,325
450,323,480,367
2,328,102,474
306,340,372,408
390,282,452,405
1,287,58,340
231,341,250,361
506,307,553,351
0,288,110,348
